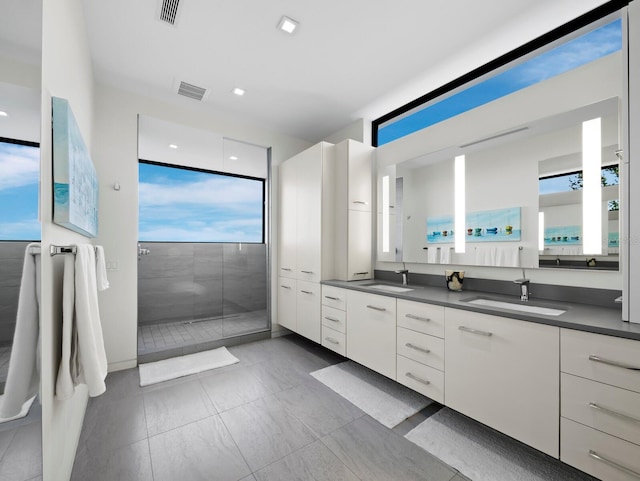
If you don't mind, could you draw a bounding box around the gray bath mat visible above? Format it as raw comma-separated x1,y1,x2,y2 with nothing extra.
311,361,432,428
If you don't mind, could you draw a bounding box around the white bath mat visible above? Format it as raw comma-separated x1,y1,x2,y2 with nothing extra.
311,361,432,428
139,347,239,386
405,407,590,481
0,395,36,424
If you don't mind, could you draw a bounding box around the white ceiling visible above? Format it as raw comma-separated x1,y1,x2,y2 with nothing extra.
2,0,611,143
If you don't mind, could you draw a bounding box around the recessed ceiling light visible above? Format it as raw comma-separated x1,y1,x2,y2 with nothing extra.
233,87,245,96
278,15,298,34
229,156,238,160
0,111,8,117
169,144,178,149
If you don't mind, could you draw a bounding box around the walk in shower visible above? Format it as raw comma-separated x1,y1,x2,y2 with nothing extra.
137,117,271,362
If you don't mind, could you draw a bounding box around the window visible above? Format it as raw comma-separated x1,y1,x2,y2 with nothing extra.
373,3,625,147
138,161,265,243
0,137,40,241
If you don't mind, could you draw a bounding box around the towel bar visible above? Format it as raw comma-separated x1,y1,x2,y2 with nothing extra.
49,244,99,256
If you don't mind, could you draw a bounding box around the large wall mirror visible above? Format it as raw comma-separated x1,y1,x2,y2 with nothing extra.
376,12,624,272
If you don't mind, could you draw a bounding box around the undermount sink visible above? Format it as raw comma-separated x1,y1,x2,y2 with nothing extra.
461,296,567,316
362,284,414,293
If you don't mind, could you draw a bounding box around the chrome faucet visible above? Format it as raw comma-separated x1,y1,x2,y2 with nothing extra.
514,269,530,301
395,264,409,285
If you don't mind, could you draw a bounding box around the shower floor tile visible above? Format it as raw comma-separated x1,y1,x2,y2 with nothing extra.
137,311,268,356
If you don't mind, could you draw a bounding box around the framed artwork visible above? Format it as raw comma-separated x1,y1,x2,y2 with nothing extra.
426,207,521,244
52,97,98,237
544,225,581,245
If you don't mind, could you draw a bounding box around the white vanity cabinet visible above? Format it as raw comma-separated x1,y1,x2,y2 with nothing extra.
346,290,396,379
321,285,347,356
333,139,374,281
444,308,560,457
560,329,640,480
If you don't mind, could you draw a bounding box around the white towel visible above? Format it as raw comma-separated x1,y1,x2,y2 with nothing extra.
495,246,521,267
56,253,78,399
56,244,109,399
427,247,440,263
95,245,110,291
440,246,452,264
0,243,41,418
474,246,496,265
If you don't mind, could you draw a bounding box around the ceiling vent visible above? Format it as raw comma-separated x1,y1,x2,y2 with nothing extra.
177,81,208,101
158,0,181,26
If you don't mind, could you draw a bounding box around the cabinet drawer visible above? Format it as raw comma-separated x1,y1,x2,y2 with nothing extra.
397,327,444,371
562,373,640,446
322,285,346,310
561,329,640,393
397,355,444,404
322,326,346,356
397,299,445,338
561,417,640,481
322,305,346,334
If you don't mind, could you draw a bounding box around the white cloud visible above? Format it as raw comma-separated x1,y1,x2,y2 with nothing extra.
0,219,40,239
0,144,40,191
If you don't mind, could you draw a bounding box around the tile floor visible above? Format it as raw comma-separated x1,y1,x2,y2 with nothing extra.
0,400,42,481
72,334,592,481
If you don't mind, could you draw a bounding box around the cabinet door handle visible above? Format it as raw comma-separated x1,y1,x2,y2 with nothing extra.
324,296,340,301
588,450,640,479
325,337,340,345
588,355,640,371
301,270,314,274
280,285,291,289
406,313,430,322
353,271,369,276
405,372,430,386
324,316,340,323
366,305,386,312
301,290,314,295
589,402,640,424
406,343,430,354
458,326,493,337
281,267,292,271
352,200,369,205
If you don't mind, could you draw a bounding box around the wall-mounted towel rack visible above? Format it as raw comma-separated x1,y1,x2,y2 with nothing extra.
49,244,99,256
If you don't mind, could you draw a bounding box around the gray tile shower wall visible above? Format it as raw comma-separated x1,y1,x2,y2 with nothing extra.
0,241,31,345
137,243,267,326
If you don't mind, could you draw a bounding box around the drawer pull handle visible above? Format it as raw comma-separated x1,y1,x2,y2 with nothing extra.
366,305,386,312
588,450,640,479
352,200,369,205
280,285,291,289
301,290,314,295
459,326,493,337
325,337,340,345
588,355,640,371
406,343,431,354
589,402,640,424
406,313,431,322
324,296,340,301
281,267,292,271
354,271,369,276
301,270,314,274
324,316,340,323
405,372,430,386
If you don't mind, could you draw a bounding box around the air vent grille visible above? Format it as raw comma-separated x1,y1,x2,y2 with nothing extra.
159,0,180,25
177,81,207,101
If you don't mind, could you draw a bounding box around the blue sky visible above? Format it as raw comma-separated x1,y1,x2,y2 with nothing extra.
378,19,622,145
0,141,40,241
138,162,264,242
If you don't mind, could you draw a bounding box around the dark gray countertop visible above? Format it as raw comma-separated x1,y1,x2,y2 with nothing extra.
321,279,640,341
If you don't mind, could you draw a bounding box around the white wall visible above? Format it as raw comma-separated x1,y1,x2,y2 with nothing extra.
40,0,95,479
90,84,312,369
324,118,367,144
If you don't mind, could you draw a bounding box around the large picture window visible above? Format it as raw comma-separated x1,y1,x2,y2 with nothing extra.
138,161,265,243
0,137,40,241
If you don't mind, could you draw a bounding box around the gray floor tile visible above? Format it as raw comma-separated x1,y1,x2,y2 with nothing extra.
246,357,316,393
0,426,17,460
0,420,42,481
79,393,147,455
274,380,365,437
200,364,273,413
143,378,216,436
253,440,360,481
239,476,257,481
219,396,317,472
322,415,457,481
72,439,153,481
149,416,250,481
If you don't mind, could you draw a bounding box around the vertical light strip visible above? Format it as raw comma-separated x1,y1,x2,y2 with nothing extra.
382,175,390,253
538,212,545,252
582,118,602,255
454,155,466,253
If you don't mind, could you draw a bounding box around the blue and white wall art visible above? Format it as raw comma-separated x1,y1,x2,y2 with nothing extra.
427,206,521,244
52,97,98,237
